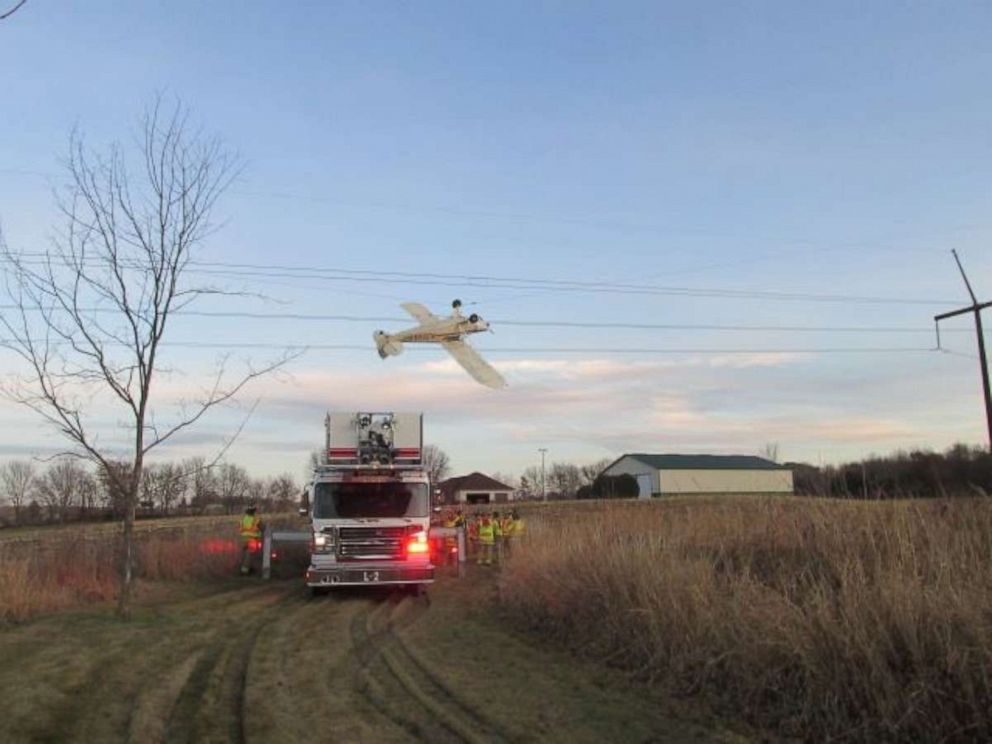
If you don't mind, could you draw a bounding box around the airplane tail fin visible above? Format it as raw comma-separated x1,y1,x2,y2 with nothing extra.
373,331,404,358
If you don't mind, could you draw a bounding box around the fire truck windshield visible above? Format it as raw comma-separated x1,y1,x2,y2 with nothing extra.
313,482,429,519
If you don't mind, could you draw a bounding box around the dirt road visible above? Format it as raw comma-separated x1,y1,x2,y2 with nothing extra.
0,570,747,743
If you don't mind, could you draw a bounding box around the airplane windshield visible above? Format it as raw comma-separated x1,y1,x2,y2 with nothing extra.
313,482,429,519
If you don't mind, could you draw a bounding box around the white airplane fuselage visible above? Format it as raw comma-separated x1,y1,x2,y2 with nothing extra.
374,301,506,389
374,313,489,357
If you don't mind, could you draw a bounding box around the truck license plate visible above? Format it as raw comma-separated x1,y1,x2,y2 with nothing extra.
362,571,380,583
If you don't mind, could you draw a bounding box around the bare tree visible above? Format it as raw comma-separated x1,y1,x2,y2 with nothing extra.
141,462,186,515
548,462,581,499
0,460,35,524
216,462,251,514
0,0,28,22
521,466,542,498
579,458,611,486
267,473,297,511
36,459,91,522
0,100,292,618
762,442,780,463
422,444,451,486
182,456,217,512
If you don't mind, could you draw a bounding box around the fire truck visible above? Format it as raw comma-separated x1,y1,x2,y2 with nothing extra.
304,412,434,595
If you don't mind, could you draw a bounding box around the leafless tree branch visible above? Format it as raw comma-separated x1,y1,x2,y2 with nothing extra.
0,97,284,619
0,0,27,21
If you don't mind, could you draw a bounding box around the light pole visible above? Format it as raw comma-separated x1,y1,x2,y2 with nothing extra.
538,448,548,502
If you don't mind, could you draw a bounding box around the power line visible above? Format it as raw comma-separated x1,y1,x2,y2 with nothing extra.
0,252,957,306
0,338,936,354
0,304,966,334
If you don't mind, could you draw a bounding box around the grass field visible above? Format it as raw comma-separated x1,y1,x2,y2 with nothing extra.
499,496,992,742
4,496,987,741
0,514,302,622
0,571,743,743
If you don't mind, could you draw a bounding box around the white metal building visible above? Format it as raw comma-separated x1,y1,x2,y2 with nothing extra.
438,472,516,505
600,454,793,498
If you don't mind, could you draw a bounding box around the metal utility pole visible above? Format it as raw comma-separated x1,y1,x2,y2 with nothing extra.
934,250,992,450
538,448,548,502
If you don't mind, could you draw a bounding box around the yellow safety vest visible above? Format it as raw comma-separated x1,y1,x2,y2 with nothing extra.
240,514,261,540
493,520,503,538
513,518,525,536
478,521,495,545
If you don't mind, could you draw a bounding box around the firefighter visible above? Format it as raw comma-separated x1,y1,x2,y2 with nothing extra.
493,510,504,560
466,512,480,561
510,509,525,537
500,510,515,558
239,503,262,575
477,513,495,566
442,509,459,566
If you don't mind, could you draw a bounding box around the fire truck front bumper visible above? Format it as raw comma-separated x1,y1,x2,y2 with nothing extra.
305,563,434,587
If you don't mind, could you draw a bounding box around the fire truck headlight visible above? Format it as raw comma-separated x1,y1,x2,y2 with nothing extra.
313,534,334,553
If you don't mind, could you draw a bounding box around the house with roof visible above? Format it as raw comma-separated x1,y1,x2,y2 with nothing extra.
600,454,793,498
438,472,516,505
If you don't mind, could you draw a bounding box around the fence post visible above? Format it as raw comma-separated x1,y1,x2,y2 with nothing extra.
262,526,272,580
457,526,466,577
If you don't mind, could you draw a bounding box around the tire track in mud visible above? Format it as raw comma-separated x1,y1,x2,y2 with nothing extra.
349,593,513,744
7,584,291,743
162,586,307,744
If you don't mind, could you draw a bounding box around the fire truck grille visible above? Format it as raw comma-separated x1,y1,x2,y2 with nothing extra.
337,527,406,560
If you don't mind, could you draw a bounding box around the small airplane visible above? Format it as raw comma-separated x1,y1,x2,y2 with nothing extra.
374,299,507,389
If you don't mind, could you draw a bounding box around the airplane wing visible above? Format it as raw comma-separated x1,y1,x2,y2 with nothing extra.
400,302,437,324
441,340,507,389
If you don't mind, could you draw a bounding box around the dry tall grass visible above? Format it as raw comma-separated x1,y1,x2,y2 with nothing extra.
0,525,242,622
500,497,992,742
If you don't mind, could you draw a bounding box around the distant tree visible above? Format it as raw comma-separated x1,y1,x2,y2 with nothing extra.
141,462,186,515
36,459,92,522
521,466,543,498
592,473,639,499
761,443,780,463
422,445,451,486
0,460,34,524
548,462,581,499
182,457,217,511
216,462,251,514
519,475,533,499
579,458,611,486
267,473,297,511
25,499,41,524
97,460,132,517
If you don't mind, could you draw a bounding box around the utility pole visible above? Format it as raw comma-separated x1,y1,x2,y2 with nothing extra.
934,250,992,450
538,448,548,502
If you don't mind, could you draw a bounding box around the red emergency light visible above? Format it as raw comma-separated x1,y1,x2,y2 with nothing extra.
406,528,429,556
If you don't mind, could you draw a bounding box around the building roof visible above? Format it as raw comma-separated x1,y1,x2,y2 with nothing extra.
611,453,790,471
438,472,515,495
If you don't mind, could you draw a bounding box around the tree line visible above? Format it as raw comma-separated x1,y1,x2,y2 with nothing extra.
0,458,300,527
496,443,992,501
788,443,992,499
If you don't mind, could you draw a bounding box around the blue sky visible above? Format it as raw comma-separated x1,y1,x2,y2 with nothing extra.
1,1,990,480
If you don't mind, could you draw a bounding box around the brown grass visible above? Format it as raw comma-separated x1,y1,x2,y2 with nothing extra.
0,524,243,622
499,497,992,742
